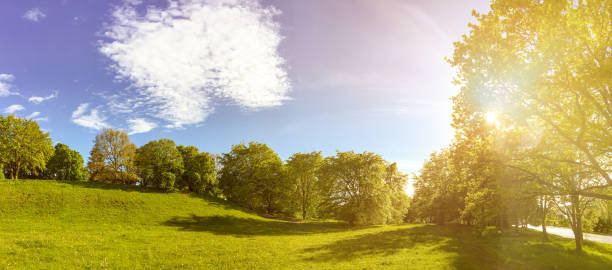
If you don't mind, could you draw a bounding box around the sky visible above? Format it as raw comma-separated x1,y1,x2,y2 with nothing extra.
0,0,491,195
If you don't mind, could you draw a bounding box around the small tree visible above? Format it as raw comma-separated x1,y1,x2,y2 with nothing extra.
87,128,138,184
176,145,217,195
286,151,323,220
45,143,87,181
135,139,183,192
0,115,53,179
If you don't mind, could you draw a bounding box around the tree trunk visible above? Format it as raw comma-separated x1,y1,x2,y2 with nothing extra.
15,162,20,180
573,215,583,252
541,215,549,240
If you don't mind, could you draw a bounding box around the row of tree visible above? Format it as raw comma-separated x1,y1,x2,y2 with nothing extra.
411,0,611,252
0,119,409,225
86,130,218,195
84,129,409,225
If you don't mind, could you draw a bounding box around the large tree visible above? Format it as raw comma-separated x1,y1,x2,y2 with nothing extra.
286,151,323,220
87,128,138,184
449,0,612,200
0,115,53,180
135,139,184,192
45,143,87,181
318,151,400,225
218,142,290,215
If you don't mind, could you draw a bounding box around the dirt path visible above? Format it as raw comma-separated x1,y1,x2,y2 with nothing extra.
527,225,612,244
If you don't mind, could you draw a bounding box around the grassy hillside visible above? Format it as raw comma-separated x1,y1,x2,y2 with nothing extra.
0,180,611,269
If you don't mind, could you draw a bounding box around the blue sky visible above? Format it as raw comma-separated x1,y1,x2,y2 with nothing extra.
0,0,490,193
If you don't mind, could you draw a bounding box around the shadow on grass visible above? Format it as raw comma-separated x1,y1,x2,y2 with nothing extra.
162,214,367,237
301,225,612,269
62,180,165,193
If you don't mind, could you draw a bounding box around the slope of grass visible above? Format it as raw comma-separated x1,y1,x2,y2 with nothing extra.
1,180,611,269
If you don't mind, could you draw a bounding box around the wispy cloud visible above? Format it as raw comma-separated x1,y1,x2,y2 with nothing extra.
0,74,18,97
4,104,25,114
127,118,157,135
26,111,40,118
71,103,110,130
28,91,58,104
22,8,47,22
26,111,48,122
99,0,290,128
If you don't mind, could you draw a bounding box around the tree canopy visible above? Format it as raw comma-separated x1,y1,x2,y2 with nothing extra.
287,151,324,220
45,143,87,181
177,145,217,195
218,142,291,215
318,151,408,225
87,128,138,184
135,139,184,191
0,115,53,180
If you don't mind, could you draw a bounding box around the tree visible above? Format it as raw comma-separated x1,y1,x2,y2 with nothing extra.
135,139,183,192
318,151,393,225
45,143,87,181
412,148,464,224
176,145,217,195
87,128,138,184
0,115,53,180
286,151,323,220
384,162,411,224
449,0,612,200
218,142,290,215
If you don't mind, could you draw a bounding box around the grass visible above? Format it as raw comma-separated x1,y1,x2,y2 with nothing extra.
1,180,611,269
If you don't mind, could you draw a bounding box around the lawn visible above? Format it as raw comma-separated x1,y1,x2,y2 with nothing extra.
0,180,611,269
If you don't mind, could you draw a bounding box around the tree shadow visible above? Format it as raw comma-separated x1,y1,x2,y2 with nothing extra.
162,214,367,237
61,180,167,193
302,225,462,262
301,225,612,269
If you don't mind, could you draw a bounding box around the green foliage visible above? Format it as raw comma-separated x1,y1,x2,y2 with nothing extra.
87,128,138,184
286,151,323,219
410,0,612,252
45,143,87,181
176,145,217,195
384,163,411,224
0,164,4,180
0,115,54,180
135,139,183,192
218,142,291,215
318,151,407,225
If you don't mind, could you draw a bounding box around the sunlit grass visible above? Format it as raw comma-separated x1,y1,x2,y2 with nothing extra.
0,180,610,269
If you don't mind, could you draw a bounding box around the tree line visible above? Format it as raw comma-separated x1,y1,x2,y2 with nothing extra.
0,118,409,225
410,0,611,252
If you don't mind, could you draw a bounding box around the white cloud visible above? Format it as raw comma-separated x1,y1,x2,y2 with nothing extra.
4,104,25,114
22,8,47,22
26,111,48,122
99,0,290,128
28,91,58,104
71,103,110,130
26,111,41,118
0,74,18,97
127,118,157,135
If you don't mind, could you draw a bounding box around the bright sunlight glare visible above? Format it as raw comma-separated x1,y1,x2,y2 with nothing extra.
485,111,498,125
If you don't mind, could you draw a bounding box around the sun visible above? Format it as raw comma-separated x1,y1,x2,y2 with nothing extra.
485,111,499,125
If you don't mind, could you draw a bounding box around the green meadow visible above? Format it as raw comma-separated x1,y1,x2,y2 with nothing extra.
1,180,611,269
